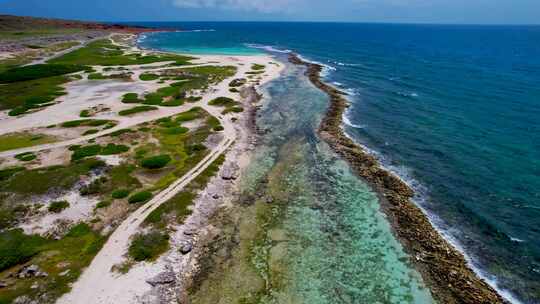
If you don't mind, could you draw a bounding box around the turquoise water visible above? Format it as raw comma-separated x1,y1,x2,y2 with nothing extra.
137,22,540,303
239,59,433,303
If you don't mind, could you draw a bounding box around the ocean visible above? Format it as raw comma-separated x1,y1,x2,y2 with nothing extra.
136,22,540,303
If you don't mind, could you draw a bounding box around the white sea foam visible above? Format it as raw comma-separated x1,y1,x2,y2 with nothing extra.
246,44,292,54
178,29,216,32
343,114,366,129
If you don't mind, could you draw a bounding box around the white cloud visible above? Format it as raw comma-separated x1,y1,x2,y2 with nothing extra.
172,0,302,13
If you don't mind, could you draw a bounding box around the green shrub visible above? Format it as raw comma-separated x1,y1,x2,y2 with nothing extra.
128,231,169,261
122,93,141,103
209,97,236,107
251,64,266,71
141,155,172,169
213,125,224,132
128,191,153,204
142,93,163,105
101,143,129,155
119,106,158,116
95,200,111,209
83,129,99,136
229,78,246,87
61,119,111,128
80,109,92,117
48,200,70,213
112,189,130,199
139,73,159,81
14,152,36,162
88,73,107,80
71,144,102,160
0,229,47,271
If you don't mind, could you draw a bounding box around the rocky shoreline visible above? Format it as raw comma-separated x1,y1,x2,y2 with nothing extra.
288,53,506,304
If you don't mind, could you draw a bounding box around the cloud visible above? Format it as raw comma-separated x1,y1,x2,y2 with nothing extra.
172,0,302,13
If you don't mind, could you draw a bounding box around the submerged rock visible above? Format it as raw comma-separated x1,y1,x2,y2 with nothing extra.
180,242,193,255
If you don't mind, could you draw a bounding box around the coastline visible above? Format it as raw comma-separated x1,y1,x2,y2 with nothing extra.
288,53,506,304
52,35,285,303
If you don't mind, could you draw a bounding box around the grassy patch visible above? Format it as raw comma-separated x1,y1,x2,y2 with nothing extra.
0,75,69,113
0,229,47,271
119,105,158,116
128,231,169,262
71,144,129,161
145,154,225,229
0,158,105,196
60,119,114,128
48,39,193,66
0,132,55,152
251,64,266,71
0,64,88,83
128,191,153,204
48,200,69,213
209,97,242,115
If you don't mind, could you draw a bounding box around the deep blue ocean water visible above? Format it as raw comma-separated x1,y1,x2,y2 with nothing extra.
136,22,540,303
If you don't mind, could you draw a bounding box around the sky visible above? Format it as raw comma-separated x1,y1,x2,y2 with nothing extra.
0,0,539,24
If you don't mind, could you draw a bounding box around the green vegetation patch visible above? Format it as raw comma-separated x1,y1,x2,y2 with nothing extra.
209,96,242,115
128,230,169,262
251,64,266,71
0,158,104,196
71,143,129,161
61,119,114,128
122,93,142,104
111,189,130,199
14,152,37,162
119,105,158,116
145,154,225,229
0,132,55,152
0,64,89,83
140,155,172,169
0,223,107,304
139,73,159,81
229,78,246,87
0,75,69,114
48,39,193,66
128,191,153,204
0,229,48,271
48,200,69,213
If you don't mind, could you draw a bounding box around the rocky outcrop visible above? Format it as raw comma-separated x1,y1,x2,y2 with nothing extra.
289,53,506,304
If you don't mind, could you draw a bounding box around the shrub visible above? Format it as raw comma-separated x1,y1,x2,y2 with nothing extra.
128,231,169,261
96,200,111,209
128,191,153,204
80,109,92,117
209,97,236,107
142,93,163,105
213,125,224,132
14,152,36,162
228,78,246,87
88,73,107,80
61,119,110,128
141,155,172,169
101,143,129,155
119,106,158,116
251,64,266,71
229,88,239,93
139,73,159,81
122,93,141,103
82,129,99,136
48,200,69,213
112,189,130,199
71,144,102,160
